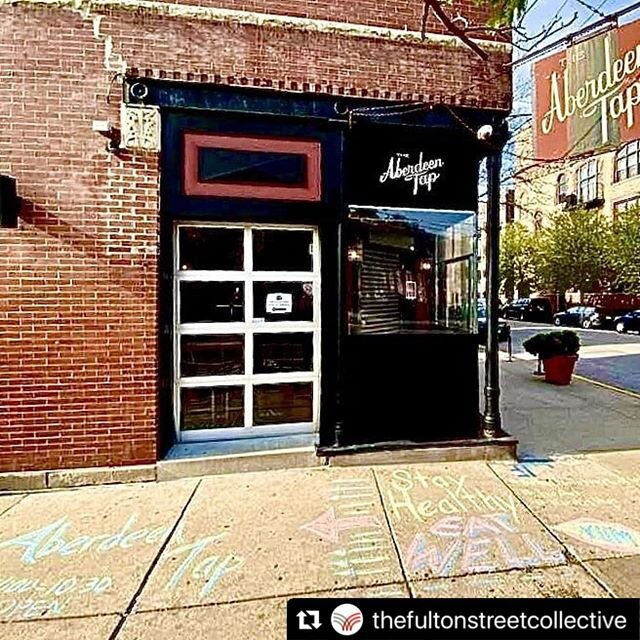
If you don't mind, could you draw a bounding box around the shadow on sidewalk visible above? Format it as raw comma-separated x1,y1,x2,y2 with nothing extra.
481,357,640,459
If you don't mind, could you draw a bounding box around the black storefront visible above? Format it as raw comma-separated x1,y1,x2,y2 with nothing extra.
127,79,502,457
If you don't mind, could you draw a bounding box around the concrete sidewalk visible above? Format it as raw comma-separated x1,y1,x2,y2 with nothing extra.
1,448,640,639
491,353,640,457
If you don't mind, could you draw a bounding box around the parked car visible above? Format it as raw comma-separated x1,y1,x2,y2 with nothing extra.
553,306,598,329
477,303,510,342
501,298,553,323
585,308,627,330
613,309,640,334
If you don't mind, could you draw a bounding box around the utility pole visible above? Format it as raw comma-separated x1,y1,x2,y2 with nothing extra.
482,120,509,438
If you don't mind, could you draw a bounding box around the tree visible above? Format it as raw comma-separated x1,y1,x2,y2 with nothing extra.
608,209,640,294
500,221,538,298
478,0,529,26
536,208,611,298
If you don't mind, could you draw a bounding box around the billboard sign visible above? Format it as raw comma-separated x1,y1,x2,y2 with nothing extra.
533,20,640,159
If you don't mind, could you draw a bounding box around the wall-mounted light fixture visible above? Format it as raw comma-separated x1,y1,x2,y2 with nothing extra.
347,245,363,263
92,120,121,153
0,175,19,228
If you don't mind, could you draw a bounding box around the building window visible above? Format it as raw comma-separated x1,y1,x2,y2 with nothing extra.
556,173,568,203
346,207,476,335
615,140,640,182
533,211,543,230
182,132,321,201
576,159,599,203
614,196,640,215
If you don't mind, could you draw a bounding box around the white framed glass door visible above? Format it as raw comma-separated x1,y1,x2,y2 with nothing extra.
173,223,321,442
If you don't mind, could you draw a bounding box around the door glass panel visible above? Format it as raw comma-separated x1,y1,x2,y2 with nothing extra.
181,335,244,377
180,282,244,323
181,386,244,430
440,258,472,332
253,229,313,271
253,282,314,322
253,333,313,373
179,227,243,271
253,382,313,425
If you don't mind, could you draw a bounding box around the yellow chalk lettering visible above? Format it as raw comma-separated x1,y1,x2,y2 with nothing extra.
386,488,422,522
437,497,459,515
389,469,413,491
417,500,437,519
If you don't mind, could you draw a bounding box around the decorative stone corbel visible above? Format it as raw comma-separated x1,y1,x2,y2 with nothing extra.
120,103,161,151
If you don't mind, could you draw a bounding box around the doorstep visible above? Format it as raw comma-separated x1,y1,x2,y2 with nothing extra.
156,434,321,481
318,435,518,466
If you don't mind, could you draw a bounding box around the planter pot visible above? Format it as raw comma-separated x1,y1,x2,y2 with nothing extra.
542,355,578,385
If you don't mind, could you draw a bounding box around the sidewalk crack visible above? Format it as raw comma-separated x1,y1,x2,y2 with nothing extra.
486,463,617,597
371,468,412,597
109,478,203,639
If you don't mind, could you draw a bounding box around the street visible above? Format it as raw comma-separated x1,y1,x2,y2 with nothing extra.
502,321,640,394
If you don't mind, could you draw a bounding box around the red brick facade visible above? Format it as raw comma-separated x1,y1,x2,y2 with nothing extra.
0,1,511,472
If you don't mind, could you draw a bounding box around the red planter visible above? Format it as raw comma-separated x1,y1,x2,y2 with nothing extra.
542,355,578,385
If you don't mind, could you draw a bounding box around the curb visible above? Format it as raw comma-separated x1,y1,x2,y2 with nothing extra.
572,373,640,400
0,464,157,492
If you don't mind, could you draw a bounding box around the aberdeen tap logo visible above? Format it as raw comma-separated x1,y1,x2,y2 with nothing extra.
379,152,443,195
331,603,364,636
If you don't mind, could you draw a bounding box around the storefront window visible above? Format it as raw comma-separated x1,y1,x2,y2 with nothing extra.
346,207,476,334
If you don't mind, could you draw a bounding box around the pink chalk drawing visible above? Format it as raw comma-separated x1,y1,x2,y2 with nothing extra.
555,519,640,554
301,508,381,543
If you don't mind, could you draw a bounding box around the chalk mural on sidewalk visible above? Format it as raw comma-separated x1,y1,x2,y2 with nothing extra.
510,460,555,478
555,518,640,555
404,514,565,577
301,478,394,580
385,469,522,523
0,513,242,621
162,523,244,598
384,468,566,578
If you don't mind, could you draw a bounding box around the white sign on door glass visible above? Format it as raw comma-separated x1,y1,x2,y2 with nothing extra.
266,293,293,314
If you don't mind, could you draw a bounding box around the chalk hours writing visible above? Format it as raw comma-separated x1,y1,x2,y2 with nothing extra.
0,514,243,620
541,36,640,145
379,152,443,195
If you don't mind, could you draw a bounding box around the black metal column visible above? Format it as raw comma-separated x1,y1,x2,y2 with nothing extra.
333,218,345,447
482,127,506,438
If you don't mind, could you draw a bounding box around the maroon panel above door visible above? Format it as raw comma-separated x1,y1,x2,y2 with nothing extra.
183,132,322,201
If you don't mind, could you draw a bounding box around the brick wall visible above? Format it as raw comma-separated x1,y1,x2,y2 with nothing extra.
141,0,503,41
0,1,511,472
112,10,510,107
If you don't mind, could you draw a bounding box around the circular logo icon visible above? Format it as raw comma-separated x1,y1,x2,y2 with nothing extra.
331,603,363,636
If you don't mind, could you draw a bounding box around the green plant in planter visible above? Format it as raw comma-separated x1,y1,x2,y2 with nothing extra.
522,330,580,360
523,330,580,385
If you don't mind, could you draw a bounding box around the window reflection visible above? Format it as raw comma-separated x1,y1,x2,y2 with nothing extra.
253,229,313,271
181,386,244,430
254,333,313,373
180,282,244,323
181,335,244,377
179,227,243,271
346,207,476,334
253,383,313,425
